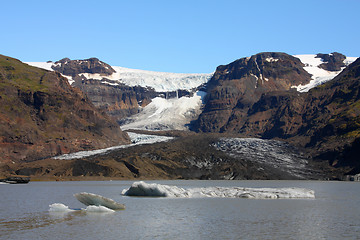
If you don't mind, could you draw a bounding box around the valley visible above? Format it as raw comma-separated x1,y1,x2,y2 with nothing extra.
1,52,359,180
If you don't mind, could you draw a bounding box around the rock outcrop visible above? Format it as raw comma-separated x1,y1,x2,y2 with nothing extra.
0,55,130,163
52,57,115,77
316,52,346,71
194,52,312,132
73,79,157,122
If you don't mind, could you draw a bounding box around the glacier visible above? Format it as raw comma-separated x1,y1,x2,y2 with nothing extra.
53,132,173,160
121,91,206,131
213,137,314,179
122,181,315,199
26,62,212,92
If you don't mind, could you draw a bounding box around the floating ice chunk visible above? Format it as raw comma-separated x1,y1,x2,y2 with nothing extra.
122,181,315,199
74,192,125,210
121,181,189,197
49,203,75,212
84,205,115,213
48,203,115,213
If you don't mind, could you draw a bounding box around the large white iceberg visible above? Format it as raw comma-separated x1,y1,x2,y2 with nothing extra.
122,181,315,199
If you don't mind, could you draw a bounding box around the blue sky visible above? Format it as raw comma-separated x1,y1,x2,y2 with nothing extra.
1,0,359,73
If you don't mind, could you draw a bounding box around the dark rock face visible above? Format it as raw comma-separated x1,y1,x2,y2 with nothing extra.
204,57,360,173
51,58,198,122
73,79,159,122
52,57,115,77
316,52,346,71
194,52,311,132
0,55,130,163
5,134,330,180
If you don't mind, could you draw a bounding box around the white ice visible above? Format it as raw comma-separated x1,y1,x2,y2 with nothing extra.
49,203,75,212
81,66,212,92
292,55,357,92
53,132,173,160
74,192,125,210
122,181,315,199
121,91,206,131
26,62,212,92
48,203,115,213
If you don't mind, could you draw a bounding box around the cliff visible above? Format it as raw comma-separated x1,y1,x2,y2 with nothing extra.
0,55,130,163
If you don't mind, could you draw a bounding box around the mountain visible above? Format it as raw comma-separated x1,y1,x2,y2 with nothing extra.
28,59,212,128
194,53,360,173
0,55,130,164
194,52,356,133
19,52,360,179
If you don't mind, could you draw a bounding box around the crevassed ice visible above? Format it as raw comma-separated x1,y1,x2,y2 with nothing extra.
122,181,315,199
25,62,212,92
120,91,206,131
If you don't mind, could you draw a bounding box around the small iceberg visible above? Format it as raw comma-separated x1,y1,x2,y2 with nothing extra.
122,181,315,199
49,203,75,212
49,192,125,213
74,192,125,210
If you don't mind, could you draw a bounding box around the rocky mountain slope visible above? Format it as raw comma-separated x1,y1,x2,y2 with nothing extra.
194,53,360,173
194,52,354,133
0,55,130,164
13,51,359,179
28,59,211,127
5,133,333,180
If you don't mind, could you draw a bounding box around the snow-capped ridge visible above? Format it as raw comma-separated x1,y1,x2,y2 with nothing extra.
292,54,357,92
26,61,212,92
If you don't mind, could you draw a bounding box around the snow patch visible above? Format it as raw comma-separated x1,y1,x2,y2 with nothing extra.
122,181,315,199
101,81,119,86
26,62,75,85
266,57,279,62
292,55,357,92
26,62,54,71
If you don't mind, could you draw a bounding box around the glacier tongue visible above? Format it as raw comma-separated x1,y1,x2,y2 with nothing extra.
122,181,315,199
53,132,173,160
121,91,206,131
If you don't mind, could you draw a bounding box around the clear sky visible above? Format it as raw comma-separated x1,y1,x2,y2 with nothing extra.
1,0,359,73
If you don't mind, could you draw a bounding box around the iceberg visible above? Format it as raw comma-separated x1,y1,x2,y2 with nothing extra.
49,203,115,213
74,192,125,210
48,192,125,213
49,203,75,212
122,181,315,199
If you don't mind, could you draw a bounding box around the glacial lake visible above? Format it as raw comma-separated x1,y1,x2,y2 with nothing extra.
1,180,360,240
